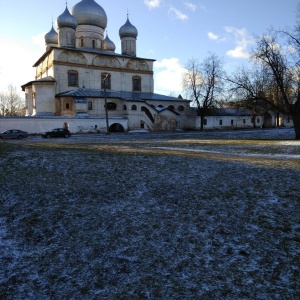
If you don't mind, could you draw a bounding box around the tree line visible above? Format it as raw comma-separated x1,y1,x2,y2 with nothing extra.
0,85,25,116
182,5,300,139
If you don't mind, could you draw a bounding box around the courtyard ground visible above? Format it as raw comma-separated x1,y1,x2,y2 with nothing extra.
0,128,299,299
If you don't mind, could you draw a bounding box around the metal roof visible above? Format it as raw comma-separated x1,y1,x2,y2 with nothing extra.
56,88,190,102
207,108,254,116
33,46,155,67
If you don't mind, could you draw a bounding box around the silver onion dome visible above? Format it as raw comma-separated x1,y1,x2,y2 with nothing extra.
57,6,77,29
71,0,107,29
44,24,58,44
103,33,116,52
119,17,138,39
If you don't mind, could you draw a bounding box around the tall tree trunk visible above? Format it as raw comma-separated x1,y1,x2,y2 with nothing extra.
292,113,300,139
291,100,300,139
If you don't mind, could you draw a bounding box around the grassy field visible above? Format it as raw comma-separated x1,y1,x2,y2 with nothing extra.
0,128,299,299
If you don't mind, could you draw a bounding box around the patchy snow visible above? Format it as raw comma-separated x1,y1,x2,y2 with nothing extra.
152,146,300,160
0,128,299,299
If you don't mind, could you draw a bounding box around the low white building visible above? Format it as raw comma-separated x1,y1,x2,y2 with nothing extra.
195,108,294,130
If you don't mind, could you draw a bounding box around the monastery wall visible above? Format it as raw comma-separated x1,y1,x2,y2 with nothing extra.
0,117,128,134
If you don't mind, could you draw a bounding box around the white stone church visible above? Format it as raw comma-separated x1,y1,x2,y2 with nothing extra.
21,0,192,133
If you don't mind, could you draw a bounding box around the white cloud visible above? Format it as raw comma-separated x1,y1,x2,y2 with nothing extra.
226,46,250,59
208,32,219,40
144,0,161,9
32,32,46,46
225,26,254,59
184,2,197,12
154,58,186,94
168,6,188,21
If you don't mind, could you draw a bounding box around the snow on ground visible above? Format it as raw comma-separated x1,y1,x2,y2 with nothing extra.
0,128,299,299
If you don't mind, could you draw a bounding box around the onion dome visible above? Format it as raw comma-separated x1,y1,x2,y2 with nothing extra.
71,0,107,29
57,6,77,29
119,16,138,39
103,33,116,52
44,24,58,44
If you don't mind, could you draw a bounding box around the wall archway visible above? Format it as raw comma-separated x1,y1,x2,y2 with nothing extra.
109,123,125,132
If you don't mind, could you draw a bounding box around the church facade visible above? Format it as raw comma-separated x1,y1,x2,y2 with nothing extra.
21,0,192,132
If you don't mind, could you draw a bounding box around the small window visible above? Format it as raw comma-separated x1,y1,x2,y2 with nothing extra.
66,103,70,109
101,73,111,90
168,105,175,111
88,101,93,110
123,104,127,110
204,119,207,126
219,119,223,126
81,39,84,47
131,105,137,111
243,119,246,124
231,119,234,125
178,105,184,112
68,71,78,87
92,40,95,49
132,76,141,91
257,118,260,123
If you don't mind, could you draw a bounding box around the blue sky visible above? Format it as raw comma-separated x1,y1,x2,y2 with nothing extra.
0,0,299,95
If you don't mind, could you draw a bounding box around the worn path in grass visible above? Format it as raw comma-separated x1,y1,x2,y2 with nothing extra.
0,128,299,299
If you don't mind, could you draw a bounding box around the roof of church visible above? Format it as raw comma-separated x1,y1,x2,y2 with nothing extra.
33,46,155,67
56,88,190,102
71,0,107,29
21,76,56,91
119,16,138,39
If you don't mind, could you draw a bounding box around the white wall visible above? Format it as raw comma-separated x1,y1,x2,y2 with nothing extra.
0,117,128,134
197,115,259,129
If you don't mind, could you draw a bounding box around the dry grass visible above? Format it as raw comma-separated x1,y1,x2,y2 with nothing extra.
0,128,299,299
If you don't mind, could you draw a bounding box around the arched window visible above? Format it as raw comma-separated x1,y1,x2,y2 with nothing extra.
81,39,84,47
123,104,127,110
178,105,184,111
131,104,137,110
168,105,175,111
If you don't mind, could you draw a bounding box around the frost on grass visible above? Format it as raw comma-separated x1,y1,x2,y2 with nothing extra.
0,128,299,299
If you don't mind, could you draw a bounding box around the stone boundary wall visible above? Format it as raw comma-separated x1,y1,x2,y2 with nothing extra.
0,117,128,134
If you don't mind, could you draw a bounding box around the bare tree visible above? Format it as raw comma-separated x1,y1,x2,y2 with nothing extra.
252,31,300,139
0,91,8,116
0,85,25,116
182,53,225,130
226,65,278,127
